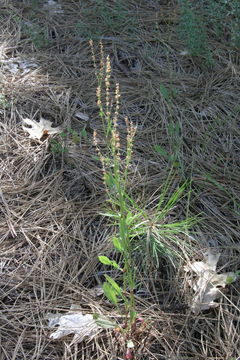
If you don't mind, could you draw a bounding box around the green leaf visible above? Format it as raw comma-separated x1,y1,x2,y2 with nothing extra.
226,275,235,284
112,237,123,252
98,256,120,269
130,310,137,322
93,314,117,329
102,282,118,304
104,275,122,296
59,132,67,138
98,256,113,265
153,145,170,159
126,211,135,226
225,271,239,285
168,122,180,136
110,260,120,269
159,83,170,101
80,128,87,138
92,155,100,161
104,173,115,188
100,212,119,218
172,87,178,98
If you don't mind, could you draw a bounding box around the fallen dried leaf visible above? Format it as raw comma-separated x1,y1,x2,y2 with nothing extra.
43,0,64,14
2,58,38,75
22,118,62,140
74,111,89,121
185,251,238,314
48,310,99,343
180,50,190,56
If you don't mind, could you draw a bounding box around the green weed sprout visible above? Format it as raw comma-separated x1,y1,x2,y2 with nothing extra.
92,45,148,357
50,128,83,154
92,43,194,358
93,66,137,325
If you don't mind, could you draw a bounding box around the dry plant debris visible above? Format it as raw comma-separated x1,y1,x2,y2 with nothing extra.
185,251,239,314
47,306,117,344
74,111,90,121
1,58,38,75
22,117,62,140
48,309,99,343
1,0,240,359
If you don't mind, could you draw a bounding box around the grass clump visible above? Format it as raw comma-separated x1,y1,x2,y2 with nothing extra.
178,0,240,61
201,0,240,47
22,21,50,48
75,0,137,39
178,0,212,63
13,11,50,49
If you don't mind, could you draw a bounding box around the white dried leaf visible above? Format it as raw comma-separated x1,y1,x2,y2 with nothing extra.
43,0,64,14
19,60,38,74
22,118,62,140
74,112,89,121
8,63,19,74
185,251,238,314
23,20,33,28
48,311,99,343
127,340,135,348
197,106,216,117
180,50,190,56
185,252,220,275
3,58,38,75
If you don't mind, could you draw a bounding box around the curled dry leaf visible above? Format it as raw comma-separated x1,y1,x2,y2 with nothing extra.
22,118,62,140
74,111,89,121
185,251,238,314
48,311,99,343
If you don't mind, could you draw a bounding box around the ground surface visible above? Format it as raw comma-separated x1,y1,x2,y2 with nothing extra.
0,1,240,359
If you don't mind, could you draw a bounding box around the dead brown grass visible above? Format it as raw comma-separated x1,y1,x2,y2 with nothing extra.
0,0,240,359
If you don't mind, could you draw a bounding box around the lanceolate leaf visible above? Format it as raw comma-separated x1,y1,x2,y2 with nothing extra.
98,256,120,269
102,282,118,304
104,274,122,296
93,314,118,329
98,255,113,265
159,83,170,101
112,237,124,252
104,173,115,188
153,144,170,159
